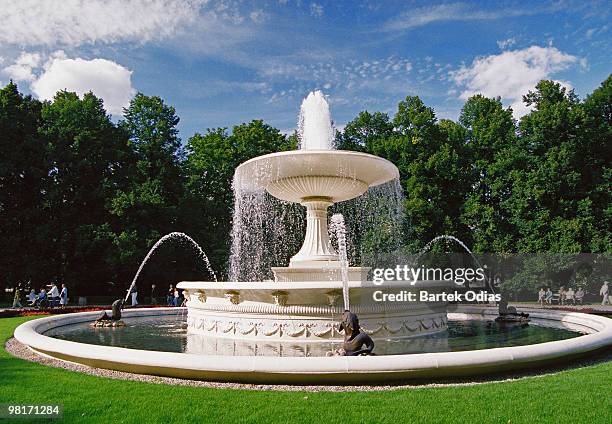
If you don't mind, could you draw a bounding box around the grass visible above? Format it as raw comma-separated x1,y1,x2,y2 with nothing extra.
0,317,610,424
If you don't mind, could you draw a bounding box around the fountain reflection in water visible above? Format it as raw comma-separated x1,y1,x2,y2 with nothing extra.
124,232,217,302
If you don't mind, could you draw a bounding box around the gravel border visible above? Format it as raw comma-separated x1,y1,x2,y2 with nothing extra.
5,337,611,392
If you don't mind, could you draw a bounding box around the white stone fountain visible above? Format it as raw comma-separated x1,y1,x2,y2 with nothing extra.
15,90,612,382
177,91,448,350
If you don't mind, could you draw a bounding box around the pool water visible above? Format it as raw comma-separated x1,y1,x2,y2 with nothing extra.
45,315,582,357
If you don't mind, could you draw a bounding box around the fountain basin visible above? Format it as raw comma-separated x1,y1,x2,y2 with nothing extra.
234,150,399,203
14,306,612,384
178,280,451,341
234,150,400,266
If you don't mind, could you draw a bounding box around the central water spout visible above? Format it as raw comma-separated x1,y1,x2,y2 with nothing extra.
298,90,334,150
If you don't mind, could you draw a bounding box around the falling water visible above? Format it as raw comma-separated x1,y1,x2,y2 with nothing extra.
297,90,334,150
330,213,350,311
333,177,405,267
124,232,217,302
228,191,305,281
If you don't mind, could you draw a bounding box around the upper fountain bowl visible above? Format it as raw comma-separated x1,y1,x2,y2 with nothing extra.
234,150,400,203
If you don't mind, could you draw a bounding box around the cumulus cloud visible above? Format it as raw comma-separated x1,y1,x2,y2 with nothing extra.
0,0,206,46
3,52,41,82
450,46,580,117
31,53,136,115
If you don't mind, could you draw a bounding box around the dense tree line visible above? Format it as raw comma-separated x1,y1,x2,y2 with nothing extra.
0,76,610,297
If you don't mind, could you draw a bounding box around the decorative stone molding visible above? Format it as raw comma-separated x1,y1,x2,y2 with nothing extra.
197,290,207,303
271,290,289,306
325,290,342,307
224,290,241,305
187,299,444,316
186,313,447,341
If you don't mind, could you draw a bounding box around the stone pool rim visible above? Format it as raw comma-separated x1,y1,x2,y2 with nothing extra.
13,306,612,384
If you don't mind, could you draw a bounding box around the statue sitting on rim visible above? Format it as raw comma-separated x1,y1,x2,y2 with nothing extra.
92,299,126,327
327,310,375,356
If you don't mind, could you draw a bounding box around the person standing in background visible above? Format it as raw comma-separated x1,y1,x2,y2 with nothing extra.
167,284,174,306
173,288,180,306
48,282,60,308
12,285,23,308
59,284,68,309
150,284,157,305
131,286,138,307
601,281,610,305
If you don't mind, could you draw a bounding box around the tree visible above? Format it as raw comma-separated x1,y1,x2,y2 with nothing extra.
515,81,590,252
109,94,185,286
391,96,471,252
458,95,520,253
0,82,45,286
39,90,132,289
581,75,612,252
335,111,393,151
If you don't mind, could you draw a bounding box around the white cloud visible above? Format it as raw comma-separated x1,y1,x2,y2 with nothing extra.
497,37,516,50
310,3,324,18
450,46,580,117
0,0,207,46
31,53,136,115
3,52,41,82
383,2,560,32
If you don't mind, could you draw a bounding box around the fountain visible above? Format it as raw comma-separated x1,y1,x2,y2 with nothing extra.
124,231,217,303
13,91,612,384
177,90,449,349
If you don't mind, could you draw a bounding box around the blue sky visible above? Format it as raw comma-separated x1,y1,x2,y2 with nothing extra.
1,0,610,140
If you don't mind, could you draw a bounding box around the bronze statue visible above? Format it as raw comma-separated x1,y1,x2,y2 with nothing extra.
496,294,529,323
337,310,375,356
93,299,125,327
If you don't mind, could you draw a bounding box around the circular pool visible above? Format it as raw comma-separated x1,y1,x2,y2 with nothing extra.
13,306,612,384
43,314,581,357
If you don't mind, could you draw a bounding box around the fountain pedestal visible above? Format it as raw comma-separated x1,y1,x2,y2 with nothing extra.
290,197,337,266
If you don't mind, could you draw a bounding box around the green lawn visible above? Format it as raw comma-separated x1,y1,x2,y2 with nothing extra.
0,316,610,424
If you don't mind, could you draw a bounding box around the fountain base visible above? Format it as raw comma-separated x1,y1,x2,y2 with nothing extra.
178,280,450,342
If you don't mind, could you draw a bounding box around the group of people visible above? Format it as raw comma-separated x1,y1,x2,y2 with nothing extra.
538,286,585,306
537,281,610,306
127,284,186,307
165,284,186,307
12,282,68,309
